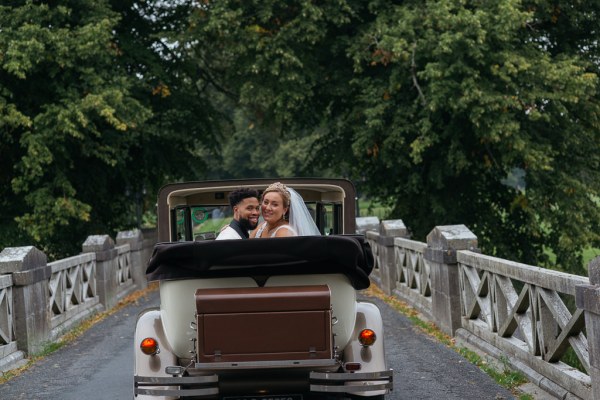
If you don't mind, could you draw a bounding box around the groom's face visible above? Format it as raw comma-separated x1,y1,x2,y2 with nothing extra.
234,197,260,230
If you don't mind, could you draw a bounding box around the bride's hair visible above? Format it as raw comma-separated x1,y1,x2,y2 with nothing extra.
262,182,291,208
261,182,320,236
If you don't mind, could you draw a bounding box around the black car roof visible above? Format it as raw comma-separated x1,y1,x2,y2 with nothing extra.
146,235,373,290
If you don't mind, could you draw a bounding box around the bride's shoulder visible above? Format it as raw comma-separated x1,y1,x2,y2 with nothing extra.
273,224,297,237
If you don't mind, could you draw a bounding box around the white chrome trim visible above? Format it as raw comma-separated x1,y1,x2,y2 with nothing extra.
194,359,338,370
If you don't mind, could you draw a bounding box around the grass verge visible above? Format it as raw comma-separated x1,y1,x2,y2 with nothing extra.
0,282,159,385
362,284,534,400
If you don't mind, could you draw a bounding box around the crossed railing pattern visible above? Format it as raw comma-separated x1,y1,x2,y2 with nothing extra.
394,238,431,300
365,232,381,282
116,244,133,289
366,230,592,398
0,230,156,371
48,253,98,330
366,232,433,315
458,251,591,398
0,275,14,349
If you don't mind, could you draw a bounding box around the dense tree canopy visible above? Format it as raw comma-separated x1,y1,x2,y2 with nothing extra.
1,0,598,274
183,0,600,273
0,0,220,257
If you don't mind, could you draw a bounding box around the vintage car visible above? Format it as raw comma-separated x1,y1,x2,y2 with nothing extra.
134,178,393,399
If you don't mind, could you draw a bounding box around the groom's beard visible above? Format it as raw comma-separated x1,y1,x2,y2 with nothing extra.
239,216,258,231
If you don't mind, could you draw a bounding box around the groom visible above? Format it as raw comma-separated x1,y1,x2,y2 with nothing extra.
216,188,260,240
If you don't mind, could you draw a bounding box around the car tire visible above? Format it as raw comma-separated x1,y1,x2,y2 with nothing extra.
349,395,385,400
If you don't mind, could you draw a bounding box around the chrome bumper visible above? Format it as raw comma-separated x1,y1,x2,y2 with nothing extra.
134,374,218,397
310,369,394,394
134,367,393,397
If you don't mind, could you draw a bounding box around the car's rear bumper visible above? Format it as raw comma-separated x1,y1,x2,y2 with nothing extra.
134,367,393,398
134,374,218,397
310,369,394,395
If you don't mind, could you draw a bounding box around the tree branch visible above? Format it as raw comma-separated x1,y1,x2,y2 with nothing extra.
411,43,427,106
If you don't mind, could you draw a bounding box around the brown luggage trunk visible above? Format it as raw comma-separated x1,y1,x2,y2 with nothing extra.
195,285,333,363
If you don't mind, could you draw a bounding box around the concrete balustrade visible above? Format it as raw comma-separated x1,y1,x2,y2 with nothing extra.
0,229,156,372
117,229,148,291
424,225,479,336
576,256,600,400
371,219,597,399
1,218,598,398
82,235,119,310
378,220,409,295
0,247,51,356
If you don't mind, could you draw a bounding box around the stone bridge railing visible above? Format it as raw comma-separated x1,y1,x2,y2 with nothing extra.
2,219,599,399
0,228,156,372
358,217,600,400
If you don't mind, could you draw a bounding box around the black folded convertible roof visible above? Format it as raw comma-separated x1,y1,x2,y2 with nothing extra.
146,235,373,290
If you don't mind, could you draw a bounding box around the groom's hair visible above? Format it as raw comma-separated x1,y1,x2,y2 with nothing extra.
228,188,259,208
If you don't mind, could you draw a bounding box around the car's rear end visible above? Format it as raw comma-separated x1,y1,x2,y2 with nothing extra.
134,277,392,399
133,179,393,399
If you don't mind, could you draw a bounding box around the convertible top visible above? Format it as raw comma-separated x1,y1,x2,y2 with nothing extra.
146,235,374,290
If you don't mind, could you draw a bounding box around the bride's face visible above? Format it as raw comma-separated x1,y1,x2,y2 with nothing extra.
261,192,288,224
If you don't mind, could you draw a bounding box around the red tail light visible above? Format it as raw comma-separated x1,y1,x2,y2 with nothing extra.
140,337,160,355
358,329,376,346
344,362,362,371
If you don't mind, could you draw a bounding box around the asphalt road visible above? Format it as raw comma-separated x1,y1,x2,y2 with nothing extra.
0,287,514,400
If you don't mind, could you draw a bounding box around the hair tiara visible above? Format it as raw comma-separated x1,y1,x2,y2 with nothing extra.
263,182,291,207
265,182,289,193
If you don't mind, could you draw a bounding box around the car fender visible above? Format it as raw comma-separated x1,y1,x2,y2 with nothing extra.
343,301,388,397
134,308,178,400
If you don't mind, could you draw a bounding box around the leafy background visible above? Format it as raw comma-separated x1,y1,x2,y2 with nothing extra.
1,0,598,273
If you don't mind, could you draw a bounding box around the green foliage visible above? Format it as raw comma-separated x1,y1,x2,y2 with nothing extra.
457,348,529,392
0,0,217,258
183,0,600,274
0,1,145,256
177,0,359,180
350,0,600,274
1,0,599,273
359,199,392,220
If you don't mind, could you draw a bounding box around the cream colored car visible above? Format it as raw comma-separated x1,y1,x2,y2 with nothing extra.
134,179,393,400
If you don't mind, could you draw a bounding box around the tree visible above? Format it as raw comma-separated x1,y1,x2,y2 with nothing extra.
184,0,600,274
342,0,600,274
0,0,219,258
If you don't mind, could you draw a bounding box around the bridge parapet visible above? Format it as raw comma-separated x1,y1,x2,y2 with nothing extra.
82,235,118,310
378,220,409,294
117,229,147,291
356,216,380,235
576,256,600,399
425,225,479,336
0,246,51,357
48,252,101,341
457,250,590,399
366,220,596,400
0,229,156,372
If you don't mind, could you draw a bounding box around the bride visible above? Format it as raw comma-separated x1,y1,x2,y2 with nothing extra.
251,182,321,238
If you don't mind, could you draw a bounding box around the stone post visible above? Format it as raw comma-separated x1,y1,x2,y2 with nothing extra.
82,235,118,309
424,225,478,336
116,229,147,290
141,227,158,267
0,247,51,355
378,220,409,295
576,256,600,399
355,216,380,234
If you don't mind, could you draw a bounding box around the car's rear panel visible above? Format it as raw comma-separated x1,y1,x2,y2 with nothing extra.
195,285,332,363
